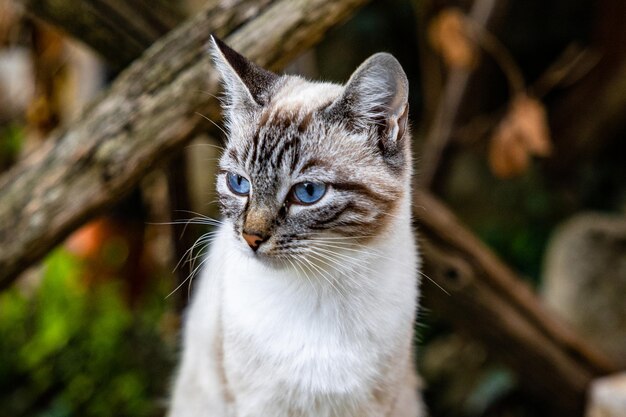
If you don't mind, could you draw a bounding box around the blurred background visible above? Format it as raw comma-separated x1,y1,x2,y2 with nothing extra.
0,0,624,416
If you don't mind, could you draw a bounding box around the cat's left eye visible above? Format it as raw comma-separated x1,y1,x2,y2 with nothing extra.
226,172,250,196
290,182,327,205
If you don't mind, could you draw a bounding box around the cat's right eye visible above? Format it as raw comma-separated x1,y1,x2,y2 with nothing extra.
226,172,250,196
289,182,327,205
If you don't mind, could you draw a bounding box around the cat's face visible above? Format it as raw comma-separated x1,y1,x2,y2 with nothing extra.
211,37,411,261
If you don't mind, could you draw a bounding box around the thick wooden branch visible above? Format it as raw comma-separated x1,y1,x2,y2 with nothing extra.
0,0,371,288
414,190,619,416
22,0,185,70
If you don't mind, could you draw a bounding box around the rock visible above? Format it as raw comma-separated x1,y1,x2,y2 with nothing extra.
542,212,626,367
587,373,626,417
0,47,34,123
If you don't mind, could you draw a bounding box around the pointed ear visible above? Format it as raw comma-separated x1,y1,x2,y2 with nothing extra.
209,35,278,117
331,53,409,151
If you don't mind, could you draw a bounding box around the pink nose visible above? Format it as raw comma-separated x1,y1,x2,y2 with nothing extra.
242,232,267,251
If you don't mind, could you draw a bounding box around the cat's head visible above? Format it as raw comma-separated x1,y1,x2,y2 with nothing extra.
210,36,411,261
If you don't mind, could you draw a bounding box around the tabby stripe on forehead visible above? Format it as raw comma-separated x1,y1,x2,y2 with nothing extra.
290,142,301,172
228,148,240,164
258,133,288,166
241,141,251,162
256,113,298,166
246,129,260,166
252,121,279,167
297,112,313,132
244,110,270,165
258,108,271,127
273,135,300,171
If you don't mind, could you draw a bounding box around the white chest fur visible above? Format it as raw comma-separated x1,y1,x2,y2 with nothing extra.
169,204,420,417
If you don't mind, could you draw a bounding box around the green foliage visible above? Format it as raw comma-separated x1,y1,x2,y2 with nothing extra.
0,123,24,169
0,250,175,417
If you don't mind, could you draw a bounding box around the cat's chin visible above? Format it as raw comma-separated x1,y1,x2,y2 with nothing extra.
235,243,291,270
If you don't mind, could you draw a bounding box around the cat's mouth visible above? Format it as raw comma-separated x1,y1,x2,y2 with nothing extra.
240,245,294,270
235,233,308,268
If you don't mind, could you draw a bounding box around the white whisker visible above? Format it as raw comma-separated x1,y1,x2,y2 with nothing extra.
289,256,319,298
195,111,228,137
184,142,225,152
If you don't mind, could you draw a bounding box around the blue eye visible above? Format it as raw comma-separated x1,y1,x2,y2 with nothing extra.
226,172,250,196
291,182,327,205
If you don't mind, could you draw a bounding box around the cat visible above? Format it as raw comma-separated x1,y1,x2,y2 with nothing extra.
167,36,425,417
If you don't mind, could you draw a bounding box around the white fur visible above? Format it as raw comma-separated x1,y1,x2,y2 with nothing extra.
168,194,424,417
271,78,343,112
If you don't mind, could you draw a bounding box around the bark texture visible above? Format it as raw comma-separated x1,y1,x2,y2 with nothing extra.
0,0,371,287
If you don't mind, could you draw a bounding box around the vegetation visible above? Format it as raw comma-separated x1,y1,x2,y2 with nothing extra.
0,249,175,417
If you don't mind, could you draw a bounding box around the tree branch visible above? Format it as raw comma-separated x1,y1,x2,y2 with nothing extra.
0,0,371,288
415,190,619,416
22,0,185,70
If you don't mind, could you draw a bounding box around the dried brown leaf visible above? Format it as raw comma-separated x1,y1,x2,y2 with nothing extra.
489,118,530,178
488,94,552,178
428,8,478,69
509,95,552,156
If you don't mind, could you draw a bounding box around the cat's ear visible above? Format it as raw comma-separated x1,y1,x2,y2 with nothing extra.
332,53,409,150
209,36,278,116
